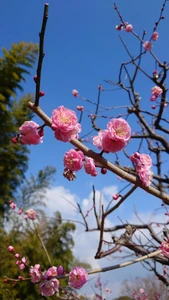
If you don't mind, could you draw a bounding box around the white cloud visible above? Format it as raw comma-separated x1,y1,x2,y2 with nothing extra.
43,185,166,299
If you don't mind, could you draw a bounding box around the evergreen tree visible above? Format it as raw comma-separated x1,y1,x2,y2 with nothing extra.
0,42,38,215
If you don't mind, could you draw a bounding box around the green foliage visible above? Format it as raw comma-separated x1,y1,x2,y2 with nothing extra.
0,212,76,300
0,42,38,216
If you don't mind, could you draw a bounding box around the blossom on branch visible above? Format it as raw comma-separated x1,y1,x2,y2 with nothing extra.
51,106,81,142
130,153,153,187
64,149,84,171
125,24,133,32
84,157,98,176
19,121,43,145
30,264,41,283
25,209,36,220
143,41,152,51
40,278,59,297
151,86,163,98
93,118,131,153
69,266,88,289
160,241,169,258
152,31,159,41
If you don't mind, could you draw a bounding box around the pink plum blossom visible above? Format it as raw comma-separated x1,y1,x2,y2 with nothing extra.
25,209,36,220
93,118,131,154
51,106,81,142
10,202,17,210
84,157,98,176
93,130,109,151
107,118,131,142
143,41,152,51
64,149,84,171
130,153,153,187
151,86,163,98
152,31,159,41
40,278,59,297
160,241,169,258
69,266,88,289
76,105,84,111
72,89,79,97
19,121,43,145
101,131,126,153
19,257,27,270
125,24,133,32
46,266,58,278
138,168,153,187
30,264,41,283
139,154,152,169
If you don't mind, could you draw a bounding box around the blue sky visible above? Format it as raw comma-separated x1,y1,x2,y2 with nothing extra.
1,0,169,298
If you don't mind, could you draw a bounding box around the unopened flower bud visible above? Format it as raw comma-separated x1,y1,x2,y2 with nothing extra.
72,89,79,97
18,276,24,281
101,168,107,174
57,265,64,276
39,91,45,97
11,136,18,144
8,246,15,253
33,75,38,83
112,194,119,200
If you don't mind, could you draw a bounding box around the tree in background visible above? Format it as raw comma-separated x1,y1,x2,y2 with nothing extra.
0,42,38,217
0,167,83,299
120,276,169,300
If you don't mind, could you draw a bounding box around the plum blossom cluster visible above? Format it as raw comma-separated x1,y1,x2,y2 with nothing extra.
160,240,169,258
9,201,36,220
7,246,88,297
64,149,98,176
130,152,153,187
143,32,159,52
51,106,81,142
150,86,163,101
12,121,44,145
8,246,27,271
93,118,131,153
115,22,133,32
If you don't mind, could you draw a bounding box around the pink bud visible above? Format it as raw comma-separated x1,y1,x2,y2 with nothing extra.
125,24,133,32
15,260,21,265
18,276,24,281
72,89,79,97
3,279,8,283
76,106,84,111
101,168,107,174
151,105,156,109
39,91,45,97
33,75,38,83
18,209,23,215
15,253,20,258
57,265,64,276
150,95,157,101
112,194,119,200
116,25,123,31
11,136,18,144
8,246,15,253
98,84,103,90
